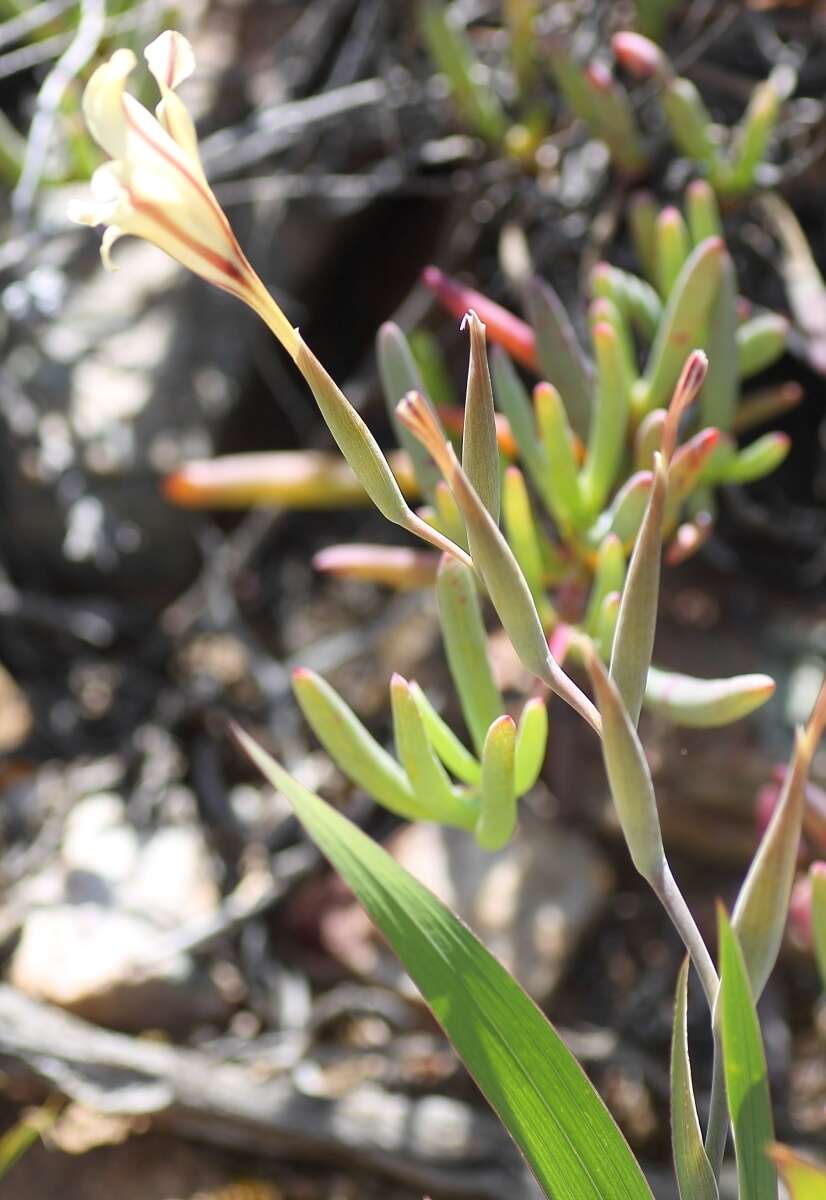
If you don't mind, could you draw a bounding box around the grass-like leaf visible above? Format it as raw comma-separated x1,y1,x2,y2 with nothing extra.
670,960,719,1200
718,906,776,1200
238,727,655,1200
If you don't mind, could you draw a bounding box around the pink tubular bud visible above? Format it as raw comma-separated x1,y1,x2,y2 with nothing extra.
612,31,669,80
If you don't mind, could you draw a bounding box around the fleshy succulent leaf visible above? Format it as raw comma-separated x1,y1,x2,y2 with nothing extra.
503,466,554,622
491,347,548,494
475,714,518,850
644,667,775,728
292,667,426,821
737,313,789,380
391,673,478,829
422,266,539,372
634,237,723,416
525,276,593,440
514,696,549,796
702,253,739,434
436,553,504,755
312,544,439,589
408,681,482,786
716,432,790,485
579,322,632,515
377,321,442,497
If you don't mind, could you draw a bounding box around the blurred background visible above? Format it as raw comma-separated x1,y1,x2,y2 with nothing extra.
0,2,824,1197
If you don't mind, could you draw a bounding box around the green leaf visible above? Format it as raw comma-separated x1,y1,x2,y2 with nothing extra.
718,906,776,1200
662,78,717,168
701,253,739,434
597,469,653,547
525,276,593,440
686,180,722,247
736,314,788,381
514,696,548,796
292,667,426,821
585,534,625,636
591,263,662,341
420,2,508,144
671,960,719,1200
716,432,791,486
811,863,826,991
596,591,621,660
297,344,469,565
644,666,775,728
408,680,481,786
628,190,660,286
237,728,655,1200
769,1144,826,1200
729,67,795,195
634,408,666,471
583,65,647,175
733,684,826,998
491,347,548,498
609,456,667,727
437,554,503,755
548,41,598,123
410,328,456,410
503,466,554,623
587,648,666,883
634,237,724,416
579,322,631,515
534,381,588,532
391,673,478,830
655,206,692,299
377,322,441,497
434,479,469,549
463,311,501,521
475,714,518,850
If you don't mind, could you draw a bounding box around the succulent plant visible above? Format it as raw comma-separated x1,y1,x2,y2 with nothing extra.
613,31,796,196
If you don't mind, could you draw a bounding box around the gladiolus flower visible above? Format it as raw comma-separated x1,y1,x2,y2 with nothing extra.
71,32,473,570
69,31,299,358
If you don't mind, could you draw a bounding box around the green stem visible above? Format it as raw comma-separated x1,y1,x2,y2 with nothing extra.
652,863,718,1007
651,863,728,1178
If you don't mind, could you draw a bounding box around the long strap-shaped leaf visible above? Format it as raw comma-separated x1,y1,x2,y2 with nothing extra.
718,907,777,1200
238,728,654,1200
671,960,719,1200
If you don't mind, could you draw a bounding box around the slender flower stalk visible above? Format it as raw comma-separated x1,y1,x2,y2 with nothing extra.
70,32,471,569
69,32,299,358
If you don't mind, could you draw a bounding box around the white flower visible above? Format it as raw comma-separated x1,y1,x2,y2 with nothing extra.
70,31,298,357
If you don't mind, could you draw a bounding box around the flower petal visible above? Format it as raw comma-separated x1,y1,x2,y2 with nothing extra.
82,47,136,159
145,30,195,91
145,31,203,169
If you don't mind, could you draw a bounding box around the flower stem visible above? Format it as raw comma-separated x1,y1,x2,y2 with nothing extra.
651,861,728,1178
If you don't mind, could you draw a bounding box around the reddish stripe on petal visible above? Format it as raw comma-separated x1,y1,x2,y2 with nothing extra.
129,192,248,289
123,98,234,238
165,36,176,88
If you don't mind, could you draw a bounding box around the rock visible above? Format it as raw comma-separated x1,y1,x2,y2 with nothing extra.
0,661,32,752
318,800,612,1005
7,795,227,1033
